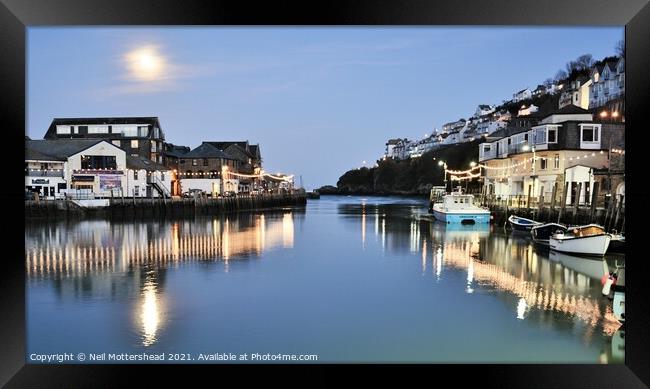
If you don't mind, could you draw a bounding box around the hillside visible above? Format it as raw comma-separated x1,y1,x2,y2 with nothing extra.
331,140,482,196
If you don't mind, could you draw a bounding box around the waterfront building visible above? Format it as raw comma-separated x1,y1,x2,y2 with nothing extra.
44,117,167,165
177,142,241,195
162,143,190,196
125,155,172,198
26,139,126,199
26,139,173,199
478,106,625,204
203,141,262,193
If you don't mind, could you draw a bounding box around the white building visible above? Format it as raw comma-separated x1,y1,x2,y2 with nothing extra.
512,88,532,102
558,77,592,110
475,104,495,117
589,57,625,109
26,139,171,199
518,104,539,116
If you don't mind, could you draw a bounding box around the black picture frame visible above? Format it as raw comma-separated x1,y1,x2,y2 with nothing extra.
1,0,648,387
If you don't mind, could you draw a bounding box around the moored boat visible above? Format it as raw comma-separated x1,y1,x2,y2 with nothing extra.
530,223,568,246
607,233,625,253
508,215,543,231
430,192,490,224
549,224,611,256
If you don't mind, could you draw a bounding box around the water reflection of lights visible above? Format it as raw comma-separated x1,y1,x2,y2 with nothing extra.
25,213,295,278
140,275,161,347
435,247,442,279
517,297,527,319
436,238,621,336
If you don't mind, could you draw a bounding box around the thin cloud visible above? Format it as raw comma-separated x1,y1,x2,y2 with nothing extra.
100,44,215,96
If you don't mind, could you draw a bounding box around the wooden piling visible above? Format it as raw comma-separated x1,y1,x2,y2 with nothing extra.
590,182,599,223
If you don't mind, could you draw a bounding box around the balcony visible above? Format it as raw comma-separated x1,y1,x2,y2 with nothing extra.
25,170,64,177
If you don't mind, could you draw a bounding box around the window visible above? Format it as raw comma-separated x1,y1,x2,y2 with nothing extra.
581,125,600,142
56,125,71,134
192,159,198,166
554,154,560,169
203,158,209,166
80,155,117,170
151,142,157,152
547,127,557,143
119,125,138,137
138,126,148,137
160,173,165,181
88,125,109,134
78,125,88,133
131,140,139,148
134,170,138,180
483,145,491,153
540,157,547,170
180,159,185,164
134,186,139,196
112,140,121,147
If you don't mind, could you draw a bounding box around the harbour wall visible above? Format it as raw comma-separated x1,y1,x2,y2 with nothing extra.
25,193,307,220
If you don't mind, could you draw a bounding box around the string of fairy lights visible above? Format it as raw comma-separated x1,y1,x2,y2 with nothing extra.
442,149,614,181
25,167,295,181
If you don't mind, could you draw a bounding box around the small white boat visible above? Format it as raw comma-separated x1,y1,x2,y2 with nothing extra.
508,215,543,231
549,224,611,256
430,191,490,224
531,223,568,246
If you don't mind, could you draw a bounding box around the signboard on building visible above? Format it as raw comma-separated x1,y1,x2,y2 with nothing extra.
99,175,122,190
31,179,50,184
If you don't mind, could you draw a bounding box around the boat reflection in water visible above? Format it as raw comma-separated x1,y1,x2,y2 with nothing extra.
26,197,623,362
25,210,301,348
344,201,622,340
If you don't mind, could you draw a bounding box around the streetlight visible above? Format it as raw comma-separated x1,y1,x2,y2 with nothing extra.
438,160,448,193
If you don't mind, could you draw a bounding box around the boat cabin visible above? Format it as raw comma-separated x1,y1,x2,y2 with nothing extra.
442,194,478,209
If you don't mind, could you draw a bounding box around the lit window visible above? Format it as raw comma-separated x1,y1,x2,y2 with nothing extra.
554,154,560,169
192,159,198,166
131,140,139,148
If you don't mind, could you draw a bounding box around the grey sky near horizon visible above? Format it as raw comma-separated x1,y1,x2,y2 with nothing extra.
27,27,623,189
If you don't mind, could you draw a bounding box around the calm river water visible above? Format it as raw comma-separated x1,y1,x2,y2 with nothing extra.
25,195,624,363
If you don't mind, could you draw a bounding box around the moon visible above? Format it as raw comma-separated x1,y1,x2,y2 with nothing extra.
125,46,166,81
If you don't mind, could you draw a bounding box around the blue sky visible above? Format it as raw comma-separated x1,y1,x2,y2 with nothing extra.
28,27,623,188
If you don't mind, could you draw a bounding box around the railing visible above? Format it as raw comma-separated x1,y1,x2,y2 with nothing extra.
148,174,171,198
475,192,624,211
25,170,64,177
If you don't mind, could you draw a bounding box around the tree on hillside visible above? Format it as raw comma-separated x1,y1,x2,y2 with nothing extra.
565,54,594,75
543,78,554,88
616,39,625,58
554,70,567,82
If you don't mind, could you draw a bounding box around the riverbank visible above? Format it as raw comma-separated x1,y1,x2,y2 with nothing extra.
25,193,307,220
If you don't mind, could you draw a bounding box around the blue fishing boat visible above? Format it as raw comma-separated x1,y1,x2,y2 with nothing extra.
430,192,490,224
